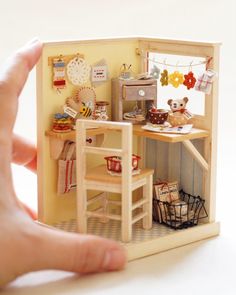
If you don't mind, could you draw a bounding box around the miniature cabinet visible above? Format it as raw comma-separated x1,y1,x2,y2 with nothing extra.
111,78,157,122
37,37,220,261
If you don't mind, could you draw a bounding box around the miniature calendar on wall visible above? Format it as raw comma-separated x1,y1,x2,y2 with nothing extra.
37,37,220,260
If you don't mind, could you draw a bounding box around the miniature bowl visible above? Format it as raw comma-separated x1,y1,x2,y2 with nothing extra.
149,109,169,125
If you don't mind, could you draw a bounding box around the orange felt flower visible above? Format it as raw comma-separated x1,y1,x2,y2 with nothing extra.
183,71,196,90
169,71,184,88
160,69,169,86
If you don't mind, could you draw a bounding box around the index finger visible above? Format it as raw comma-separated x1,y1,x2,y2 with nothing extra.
0,39,42,183
0,39,42,138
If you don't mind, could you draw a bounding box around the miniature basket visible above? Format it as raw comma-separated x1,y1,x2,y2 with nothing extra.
153,190,208,230
149,109,169,125
104,154,141,173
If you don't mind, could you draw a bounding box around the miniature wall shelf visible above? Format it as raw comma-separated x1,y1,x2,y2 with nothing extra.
46,126,209,143
37,37,220,261
45,129,106,159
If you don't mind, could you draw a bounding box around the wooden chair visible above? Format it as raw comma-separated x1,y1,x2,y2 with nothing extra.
76,119,154,242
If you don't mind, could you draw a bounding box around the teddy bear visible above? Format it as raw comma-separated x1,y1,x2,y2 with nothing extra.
167,97,193,126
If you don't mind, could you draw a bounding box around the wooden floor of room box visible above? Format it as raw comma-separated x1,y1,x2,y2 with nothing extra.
37,37,220,260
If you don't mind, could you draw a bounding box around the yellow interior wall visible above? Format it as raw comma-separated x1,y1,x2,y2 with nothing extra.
38,39,140,224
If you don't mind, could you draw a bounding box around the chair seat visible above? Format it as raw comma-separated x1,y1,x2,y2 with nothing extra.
85,165,153,184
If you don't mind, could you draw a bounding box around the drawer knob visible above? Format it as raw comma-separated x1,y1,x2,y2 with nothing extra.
138,89,145,96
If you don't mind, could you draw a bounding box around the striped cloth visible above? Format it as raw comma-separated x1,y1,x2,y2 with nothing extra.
195,69,216,95
57,141,76,195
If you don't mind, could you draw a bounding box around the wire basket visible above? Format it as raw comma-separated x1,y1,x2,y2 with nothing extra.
153,190,208,229
104,154,140,173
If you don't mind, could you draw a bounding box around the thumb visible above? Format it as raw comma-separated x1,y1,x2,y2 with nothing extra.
33,225,127,274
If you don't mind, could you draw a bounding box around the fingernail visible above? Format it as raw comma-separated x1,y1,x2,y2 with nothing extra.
103,248,127,271
21,38,41,51
27,38,39,45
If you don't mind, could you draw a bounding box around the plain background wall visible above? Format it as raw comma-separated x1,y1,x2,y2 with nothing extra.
0,0,235,234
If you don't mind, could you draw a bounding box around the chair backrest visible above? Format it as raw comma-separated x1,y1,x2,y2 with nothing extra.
75,119,133,187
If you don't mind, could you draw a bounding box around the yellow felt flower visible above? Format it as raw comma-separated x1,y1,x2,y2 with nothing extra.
169,71,184,88
160,69,169,86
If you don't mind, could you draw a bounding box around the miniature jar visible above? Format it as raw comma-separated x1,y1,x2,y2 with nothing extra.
95,101,109,121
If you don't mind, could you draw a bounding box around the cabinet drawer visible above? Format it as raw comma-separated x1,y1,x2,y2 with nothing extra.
122,84,156,101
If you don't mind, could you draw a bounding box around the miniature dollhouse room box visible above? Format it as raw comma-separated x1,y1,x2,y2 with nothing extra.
37,37,220,260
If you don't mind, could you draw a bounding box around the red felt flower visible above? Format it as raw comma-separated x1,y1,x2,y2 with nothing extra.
183,71,196,90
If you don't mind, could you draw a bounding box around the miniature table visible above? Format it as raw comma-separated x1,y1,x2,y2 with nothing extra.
46,126,210,172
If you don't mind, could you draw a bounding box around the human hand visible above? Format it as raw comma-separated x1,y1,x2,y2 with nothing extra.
0,40,126,287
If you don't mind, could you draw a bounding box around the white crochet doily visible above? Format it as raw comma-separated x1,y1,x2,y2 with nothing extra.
67,57,91,85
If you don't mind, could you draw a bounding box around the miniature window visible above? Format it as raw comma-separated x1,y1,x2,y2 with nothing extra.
148,52,206,116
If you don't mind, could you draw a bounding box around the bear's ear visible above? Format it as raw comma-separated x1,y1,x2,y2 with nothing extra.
167,99,173,106
183,97,188,103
